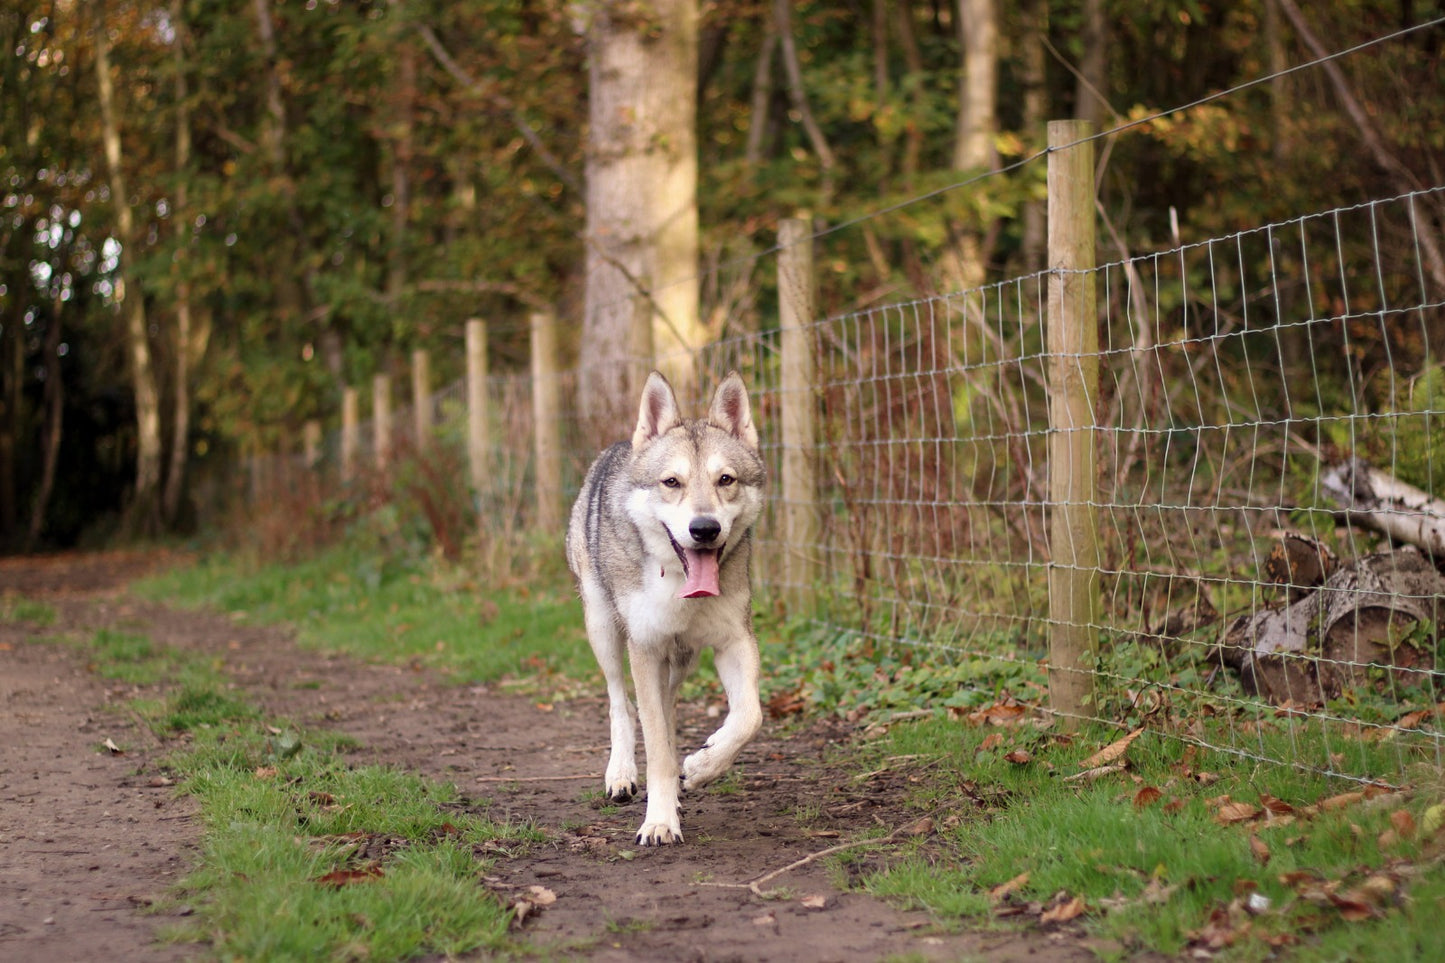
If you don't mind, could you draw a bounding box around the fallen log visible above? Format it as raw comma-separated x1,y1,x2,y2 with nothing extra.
1322,458,1445,556
1218,547,1445,706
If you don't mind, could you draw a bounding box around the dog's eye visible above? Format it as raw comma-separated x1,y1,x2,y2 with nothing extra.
661,477,680,489
718,474,735,487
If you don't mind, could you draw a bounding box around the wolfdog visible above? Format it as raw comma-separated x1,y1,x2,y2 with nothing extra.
566,370,767,845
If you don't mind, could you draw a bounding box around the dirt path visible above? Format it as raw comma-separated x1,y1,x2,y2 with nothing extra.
1,553,1094,962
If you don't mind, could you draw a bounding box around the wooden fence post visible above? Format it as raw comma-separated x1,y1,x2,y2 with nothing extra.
302,419,321,470
1046,119,1101,729
530,309,562,530
411,348,431,451
465,319,490,503
779,215,819,611
373,372,392,471
341,386,359,483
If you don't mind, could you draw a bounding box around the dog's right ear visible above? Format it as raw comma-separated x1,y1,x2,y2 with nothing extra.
633,371,682,448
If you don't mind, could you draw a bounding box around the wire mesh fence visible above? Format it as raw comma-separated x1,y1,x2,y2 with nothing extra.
248,175,1445,789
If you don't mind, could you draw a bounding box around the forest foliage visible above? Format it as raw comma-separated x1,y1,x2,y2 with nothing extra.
1,0,1442,547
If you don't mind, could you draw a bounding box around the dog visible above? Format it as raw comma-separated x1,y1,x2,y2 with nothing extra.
566,370,767,845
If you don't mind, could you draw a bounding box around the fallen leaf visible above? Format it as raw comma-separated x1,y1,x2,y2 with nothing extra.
1389,809,1417,839
1078,728,1143,769
899,816,934,836
254,766,278,779
1003,749,1032,765
1249,834,1271,865
967,700,1029,726
800,894,827,910
1133,786,1163,809
525,885,557,906
979,732,1005,752
1318,790,1366,812
313,866,383,887
1040,894,1085,924
103,738,124,755
1215,801,1260,825
1063,763,1126,783
1422,803,1445,837
989,872,1030,902
1259,794,1296,816
751,911,777,927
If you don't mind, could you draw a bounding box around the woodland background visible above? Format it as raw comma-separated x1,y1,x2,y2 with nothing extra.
1,0,1442,550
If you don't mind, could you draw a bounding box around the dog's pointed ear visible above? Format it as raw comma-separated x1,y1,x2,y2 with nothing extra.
633,371,682,448
707,371,758,450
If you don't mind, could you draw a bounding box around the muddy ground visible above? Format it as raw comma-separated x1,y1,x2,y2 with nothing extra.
0,552,1099,962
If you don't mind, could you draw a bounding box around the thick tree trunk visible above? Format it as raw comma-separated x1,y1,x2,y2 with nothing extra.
95,13,163,531
582,0,701,442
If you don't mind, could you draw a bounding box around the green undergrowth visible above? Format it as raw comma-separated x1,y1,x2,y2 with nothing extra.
855,713,1445,961
13,601,538,961
133,542,592,687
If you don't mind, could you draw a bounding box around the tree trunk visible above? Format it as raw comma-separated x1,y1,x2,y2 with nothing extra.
941,0,998,293
1018,0,1048,272
1073,0,1107,126
582,0,701,442
163,0,197,527
95,11,163,531
26,293,65,550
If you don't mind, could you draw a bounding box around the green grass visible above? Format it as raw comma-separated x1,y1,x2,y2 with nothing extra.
134,543,593,685
857,714,1445,960
0,595,57,625
50,604,540,962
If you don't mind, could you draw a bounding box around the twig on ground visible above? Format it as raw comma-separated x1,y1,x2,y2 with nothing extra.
703,819,927,897
475,773,601,783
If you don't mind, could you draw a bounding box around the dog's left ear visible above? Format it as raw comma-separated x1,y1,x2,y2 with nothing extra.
707,371,759,450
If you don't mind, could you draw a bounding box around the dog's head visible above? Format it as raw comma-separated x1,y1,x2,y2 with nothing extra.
627,371,766,598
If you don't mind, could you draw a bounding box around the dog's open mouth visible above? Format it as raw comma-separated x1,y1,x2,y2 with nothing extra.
667,531,722,599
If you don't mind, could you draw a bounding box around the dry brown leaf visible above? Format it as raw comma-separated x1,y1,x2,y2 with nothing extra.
989,871,1030,902
525,885,557,906
1389,809,1417,838
1078,728,1143,770
1003,749,1032,765
1040,895,1085,924
1249,834,1271,865
1133,786,1163,809
312,866,383,887
751,911,777,927
1063,763,1126,783
1318,790,1366,812
1215,801,1261,824
254,766,278,779
103,738,124,755
800,894,828,910
1259,793,1296,816
979,732,1005,752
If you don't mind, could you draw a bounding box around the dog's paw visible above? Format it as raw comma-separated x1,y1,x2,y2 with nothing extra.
681,746,722,790
605,780,638,804
635,818,684,846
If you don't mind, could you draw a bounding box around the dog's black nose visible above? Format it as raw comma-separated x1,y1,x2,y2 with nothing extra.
689,517,722,544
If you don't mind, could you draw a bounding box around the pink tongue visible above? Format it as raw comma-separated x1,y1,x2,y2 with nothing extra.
678,549,721,599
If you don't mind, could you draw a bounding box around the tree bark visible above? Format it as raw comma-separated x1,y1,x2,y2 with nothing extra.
1018,0,1048,272
941,0,998,293
95,10,164,531
1073,0,1107,127
163,0,197,527
26,292,64,550
582,0,702,442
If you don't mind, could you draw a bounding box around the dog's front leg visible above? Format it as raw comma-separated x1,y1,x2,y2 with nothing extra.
682,635,762,790
628,645,683,845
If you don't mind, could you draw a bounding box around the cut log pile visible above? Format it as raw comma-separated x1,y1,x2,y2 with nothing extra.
1212,460,1445,707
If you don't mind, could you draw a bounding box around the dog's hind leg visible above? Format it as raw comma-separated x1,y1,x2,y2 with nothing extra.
681,635,762,791
580,582,638,803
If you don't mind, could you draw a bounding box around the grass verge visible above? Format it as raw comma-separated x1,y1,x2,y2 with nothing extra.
2,600,536,961
855,711,1445,961
132,543,593,687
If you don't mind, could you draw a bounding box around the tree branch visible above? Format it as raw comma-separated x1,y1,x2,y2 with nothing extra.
414,22,582,196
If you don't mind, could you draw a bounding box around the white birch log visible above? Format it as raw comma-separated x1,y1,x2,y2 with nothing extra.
1321,458,1445,556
